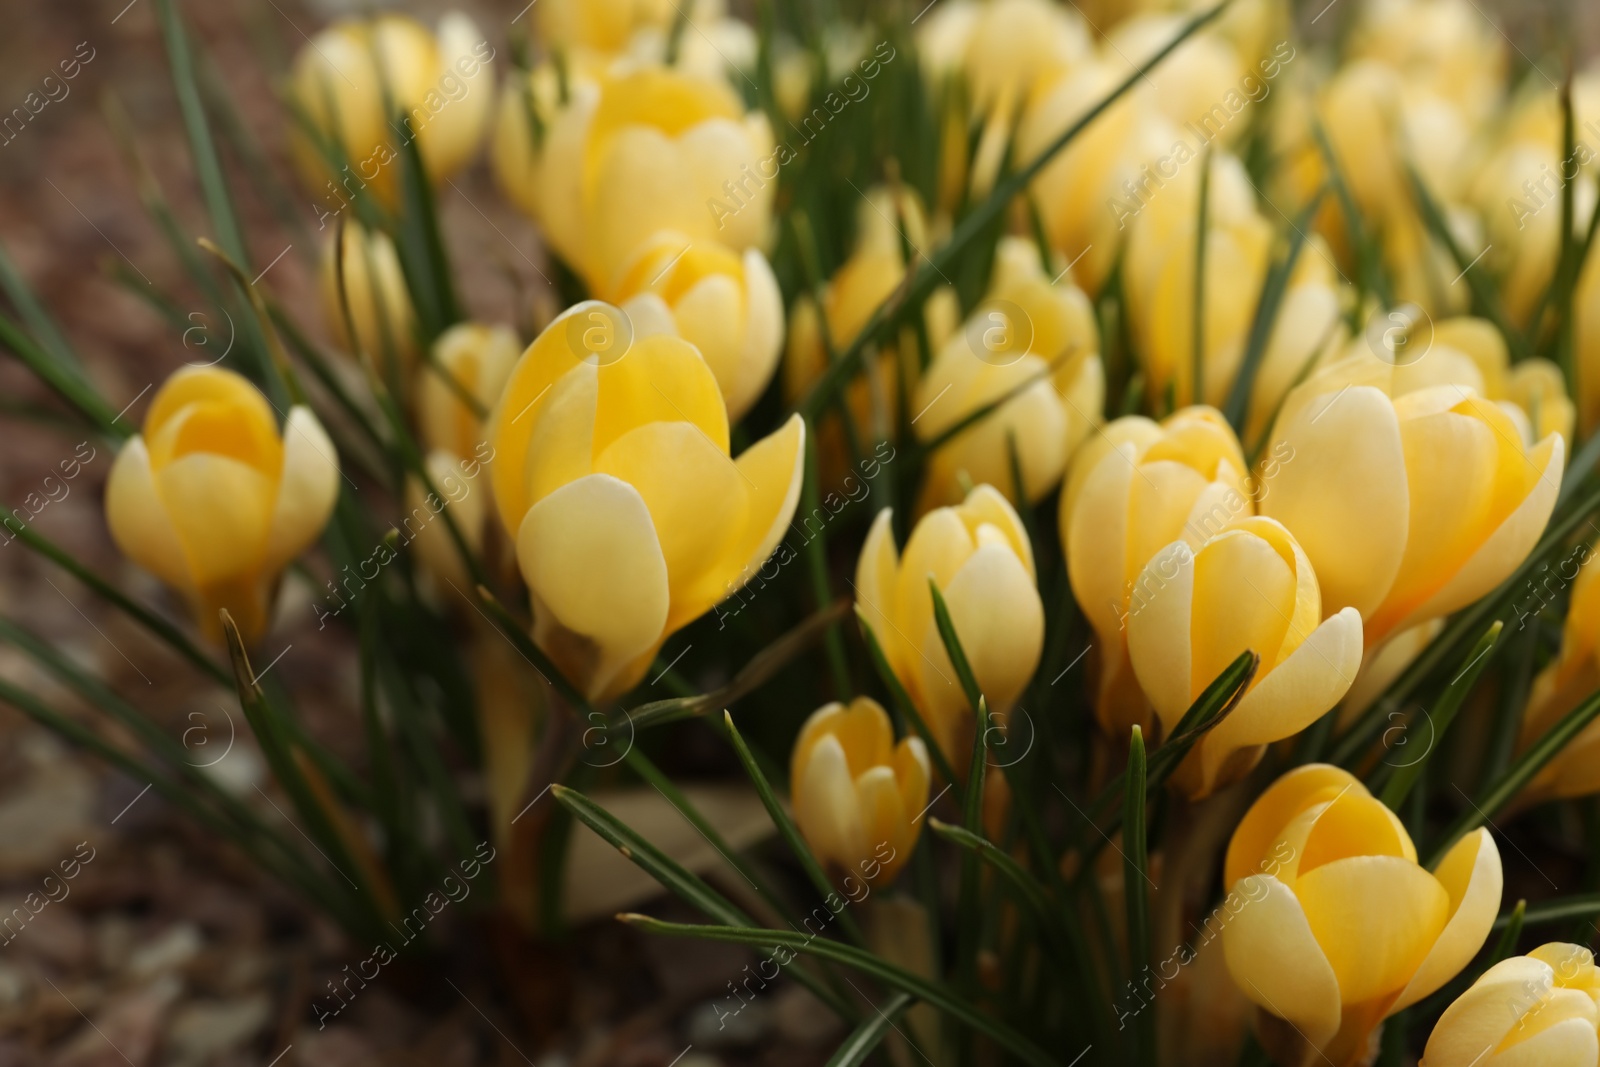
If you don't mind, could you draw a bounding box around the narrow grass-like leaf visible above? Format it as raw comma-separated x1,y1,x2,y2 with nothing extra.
1125,725,1155,1067
824,992,915,1067
1428,685,1600,867
619,914,1056,1067
0,241,79,372
928,581,983,713
1497,894,1590,929
1222,187,1326,430
1379,622,1502,809
7,520,227,684
553,785,856,1019
621,597,852,732
722,712,868,947
0,312,120,437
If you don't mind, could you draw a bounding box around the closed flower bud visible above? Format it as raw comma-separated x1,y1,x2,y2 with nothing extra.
487,302,805,702
913,237,1103,509
1515,549,1600,801
1128,517,1363,796
1262,353,1564,649
106,367,340,646
856,485,1044,763
1062,406,1250,737
1423,943,1600,1067
1223,765,1502,1067
321,221,419,375
1123,152,1273,409
491,64,774,293
418,322,519,460
791,697,930,886
288,13,494,207
611,232,784,422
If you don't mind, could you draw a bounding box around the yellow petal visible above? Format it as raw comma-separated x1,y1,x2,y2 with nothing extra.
105,437,191,591
1221,874,1343,1049
1198,607,1363,793
523,362,600,507
1392,829,1503,1011
264,407,340,573
722,413,806,601
515,473,669,701
594,421,746,631
1126,541,1196,726
1262,384,1408,618
936,532,1045,719
155,454,275,586
1191,528,1296,700
857,508,908,685
1224,764,1364,887
794,733,865,870
1295,855,1450,1004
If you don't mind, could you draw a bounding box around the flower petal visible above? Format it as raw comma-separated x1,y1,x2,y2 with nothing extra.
264,407,341,573
1294,855,1450,1004
1392,829,1502,1011
1220,874,1342,1049
105,437,192,591
515,473,669,701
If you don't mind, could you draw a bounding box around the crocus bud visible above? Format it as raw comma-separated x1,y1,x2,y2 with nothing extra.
1128,516,1363,797
106,367,340,646
856,485,1044,763
321,221,418,375
791,697,930,887
487,302,805,702
1262,353,1564,650
913,237,1103,509
417,322,519,460
611,232,784,422
1516,549,1600,802
1422,943,1600,1067
1222,765,1502,1067
288,12,494,207
491,64,775,293
1062,406,1250,737
1123,151,1273,410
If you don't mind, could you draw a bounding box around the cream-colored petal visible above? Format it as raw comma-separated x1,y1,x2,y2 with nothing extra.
1491,1017,1600,1067
795,734,865,869
154,454,275,586
1224,764,1364,886
1262,385,1408,618
1295,855,1450,1004
1126,541,1196,728
1199,608,1363,791
1388,433,1563,637
515,473,669,701
1392,829,1503,1011
856,508,907,684
1422,956,1554,1067
728,247,784,421
936,536,1045,720
264,407,341,573
1220,874,1343,1049
105,437,192,591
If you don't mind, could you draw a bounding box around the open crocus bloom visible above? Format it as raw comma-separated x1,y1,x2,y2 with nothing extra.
1262,353,1564,650
610,232,784,422
856,485,1044,763
487,302,805,703
1423,943,1600,1067
1222,765,1502,1067
1127,517,1363,797
791,697,930,886
287,12,494,206
913,237,1103,509
106,367,340,646
1062,406,1250,738
494,63,774,293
